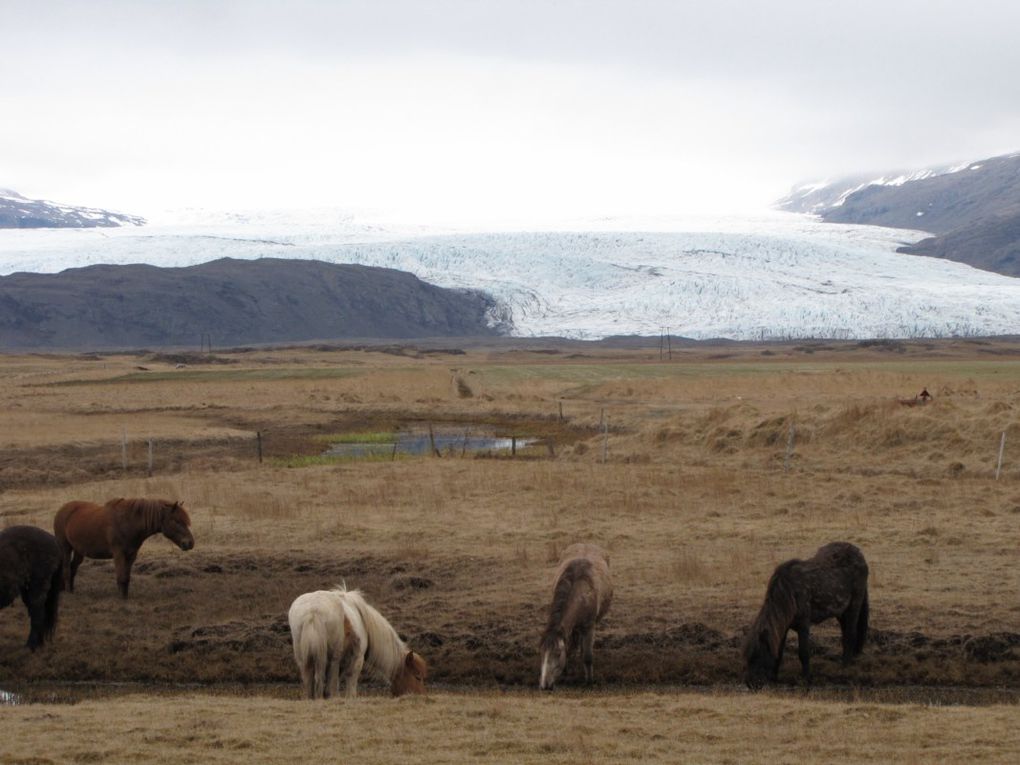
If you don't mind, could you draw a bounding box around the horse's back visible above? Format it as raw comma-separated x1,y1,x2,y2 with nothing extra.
555,543,612,620
801,542,868,620
288,591,346,649
0,526,61,594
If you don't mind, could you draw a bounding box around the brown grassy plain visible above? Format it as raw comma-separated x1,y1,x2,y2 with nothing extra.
2,338,1020,762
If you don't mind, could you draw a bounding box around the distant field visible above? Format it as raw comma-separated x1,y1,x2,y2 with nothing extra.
1,338,1019,762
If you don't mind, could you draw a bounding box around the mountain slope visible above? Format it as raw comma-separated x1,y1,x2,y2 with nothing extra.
0,188,145,228
0,257,498,349
2,214,1019,341
778,153,1020,276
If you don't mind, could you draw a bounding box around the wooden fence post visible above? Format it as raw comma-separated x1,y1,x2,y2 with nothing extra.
257,431,263,464
784,424,796,472
996,432,1006,480
428,423,440,458
121,429,128,471
601,418,609,464
511,436,517,457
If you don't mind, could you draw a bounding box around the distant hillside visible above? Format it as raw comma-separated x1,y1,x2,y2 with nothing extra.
0,258,500,350
0,188,145,228
778,153,1020,276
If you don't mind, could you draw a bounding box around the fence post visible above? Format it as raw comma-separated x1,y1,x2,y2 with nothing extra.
428,423,440,458
147,439,154,477
257,431,263,464
784,424,796,472
511,436,517,457
996,432,1006,480
558,401,563,422
601,417,609,464
121,429,128,471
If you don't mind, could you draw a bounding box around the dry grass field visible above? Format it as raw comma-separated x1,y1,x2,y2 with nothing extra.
2,338,1020,762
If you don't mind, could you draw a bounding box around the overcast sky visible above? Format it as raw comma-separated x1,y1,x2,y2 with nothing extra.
2,0,1019,223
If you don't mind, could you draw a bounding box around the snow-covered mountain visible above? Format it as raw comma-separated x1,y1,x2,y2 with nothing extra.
3,210,1019,340
777,161,977,216
777,152,1020,277
0,188,145,228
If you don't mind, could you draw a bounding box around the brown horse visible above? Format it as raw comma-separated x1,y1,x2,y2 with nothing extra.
0,526,63,650
54,498,194,598
539,543,613,690
743,541,869,689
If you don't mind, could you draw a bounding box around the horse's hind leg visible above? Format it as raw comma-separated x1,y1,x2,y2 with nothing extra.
839,593,867,664
21,585,46,651
63,545,82,593
325,650,341,700
581,627,596,683
796,623,812,686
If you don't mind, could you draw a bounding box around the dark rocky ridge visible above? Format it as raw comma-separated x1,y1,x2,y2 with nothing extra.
0,188,145,228
0,257,501,350
779,153,1020,277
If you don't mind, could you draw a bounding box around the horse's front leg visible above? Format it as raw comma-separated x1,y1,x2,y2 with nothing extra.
114,549,137,598
796,623,812,686
581,627,596,684
774,631,789,681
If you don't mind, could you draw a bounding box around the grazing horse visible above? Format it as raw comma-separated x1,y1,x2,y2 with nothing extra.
743,541,869,689
53,498,195,598
288,585,427,700
0,526,63,650
539,543,613,690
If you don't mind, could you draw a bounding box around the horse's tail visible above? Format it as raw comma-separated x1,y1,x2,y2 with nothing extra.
43,564,62,643
295,612,329,699
853,590,869,656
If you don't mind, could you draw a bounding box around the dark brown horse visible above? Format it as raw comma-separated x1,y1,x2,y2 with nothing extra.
539,543,613,690
0,526,63,650
54,498,194,598
743,541,869,689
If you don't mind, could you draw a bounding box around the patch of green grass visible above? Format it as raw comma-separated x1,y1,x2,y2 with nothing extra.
311,431,396,444
50,367,366,385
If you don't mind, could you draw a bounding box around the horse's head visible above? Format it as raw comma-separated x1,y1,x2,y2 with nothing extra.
391,650,427,696
161,501,194,551
539,630,567,690
743,627,778,691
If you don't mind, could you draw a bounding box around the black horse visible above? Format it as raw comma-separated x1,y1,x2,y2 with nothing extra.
743,541,869,689
0,525,63,650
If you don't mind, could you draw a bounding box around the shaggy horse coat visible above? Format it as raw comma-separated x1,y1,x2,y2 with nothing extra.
0,526,63,650
743,541,869,688
288,586,427,700
54,498,194,598
539,543,613,690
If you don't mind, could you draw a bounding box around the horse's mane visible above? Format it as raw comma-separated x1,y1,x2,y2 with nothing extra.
333,584,409,681
744,560,800,658
106,498,185,531
541,558,593,647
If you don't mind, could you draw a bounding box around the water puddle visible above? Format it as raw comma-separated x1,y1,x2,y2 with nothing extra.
323,426,536,459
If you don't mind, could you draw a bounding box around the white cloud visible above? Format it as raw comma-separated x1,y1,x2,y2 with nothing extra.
2,1,1019,222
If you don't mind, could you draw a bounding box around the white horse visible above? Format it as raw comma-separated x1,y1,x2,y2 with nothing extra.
287,585,427,700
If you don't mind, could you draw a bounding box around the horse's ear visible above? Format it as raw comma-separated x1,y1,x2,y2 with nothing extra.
405,650,416,668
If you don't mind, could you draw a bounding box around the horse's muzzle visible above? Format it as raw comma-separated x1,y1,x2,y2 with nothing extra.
179,538,195,551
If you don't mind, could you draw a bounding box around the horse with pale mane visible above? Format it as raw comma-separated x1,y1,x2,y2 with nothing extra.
539,543,613,690
288,585,427,700
53,498,194,598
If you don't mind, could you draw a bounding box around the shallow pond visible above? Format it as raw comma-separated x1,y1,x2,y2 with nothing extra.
323,426,536,458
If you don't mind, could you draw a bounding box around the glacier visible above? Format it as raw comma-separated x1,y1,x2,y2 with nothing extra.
1,210,1019,340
